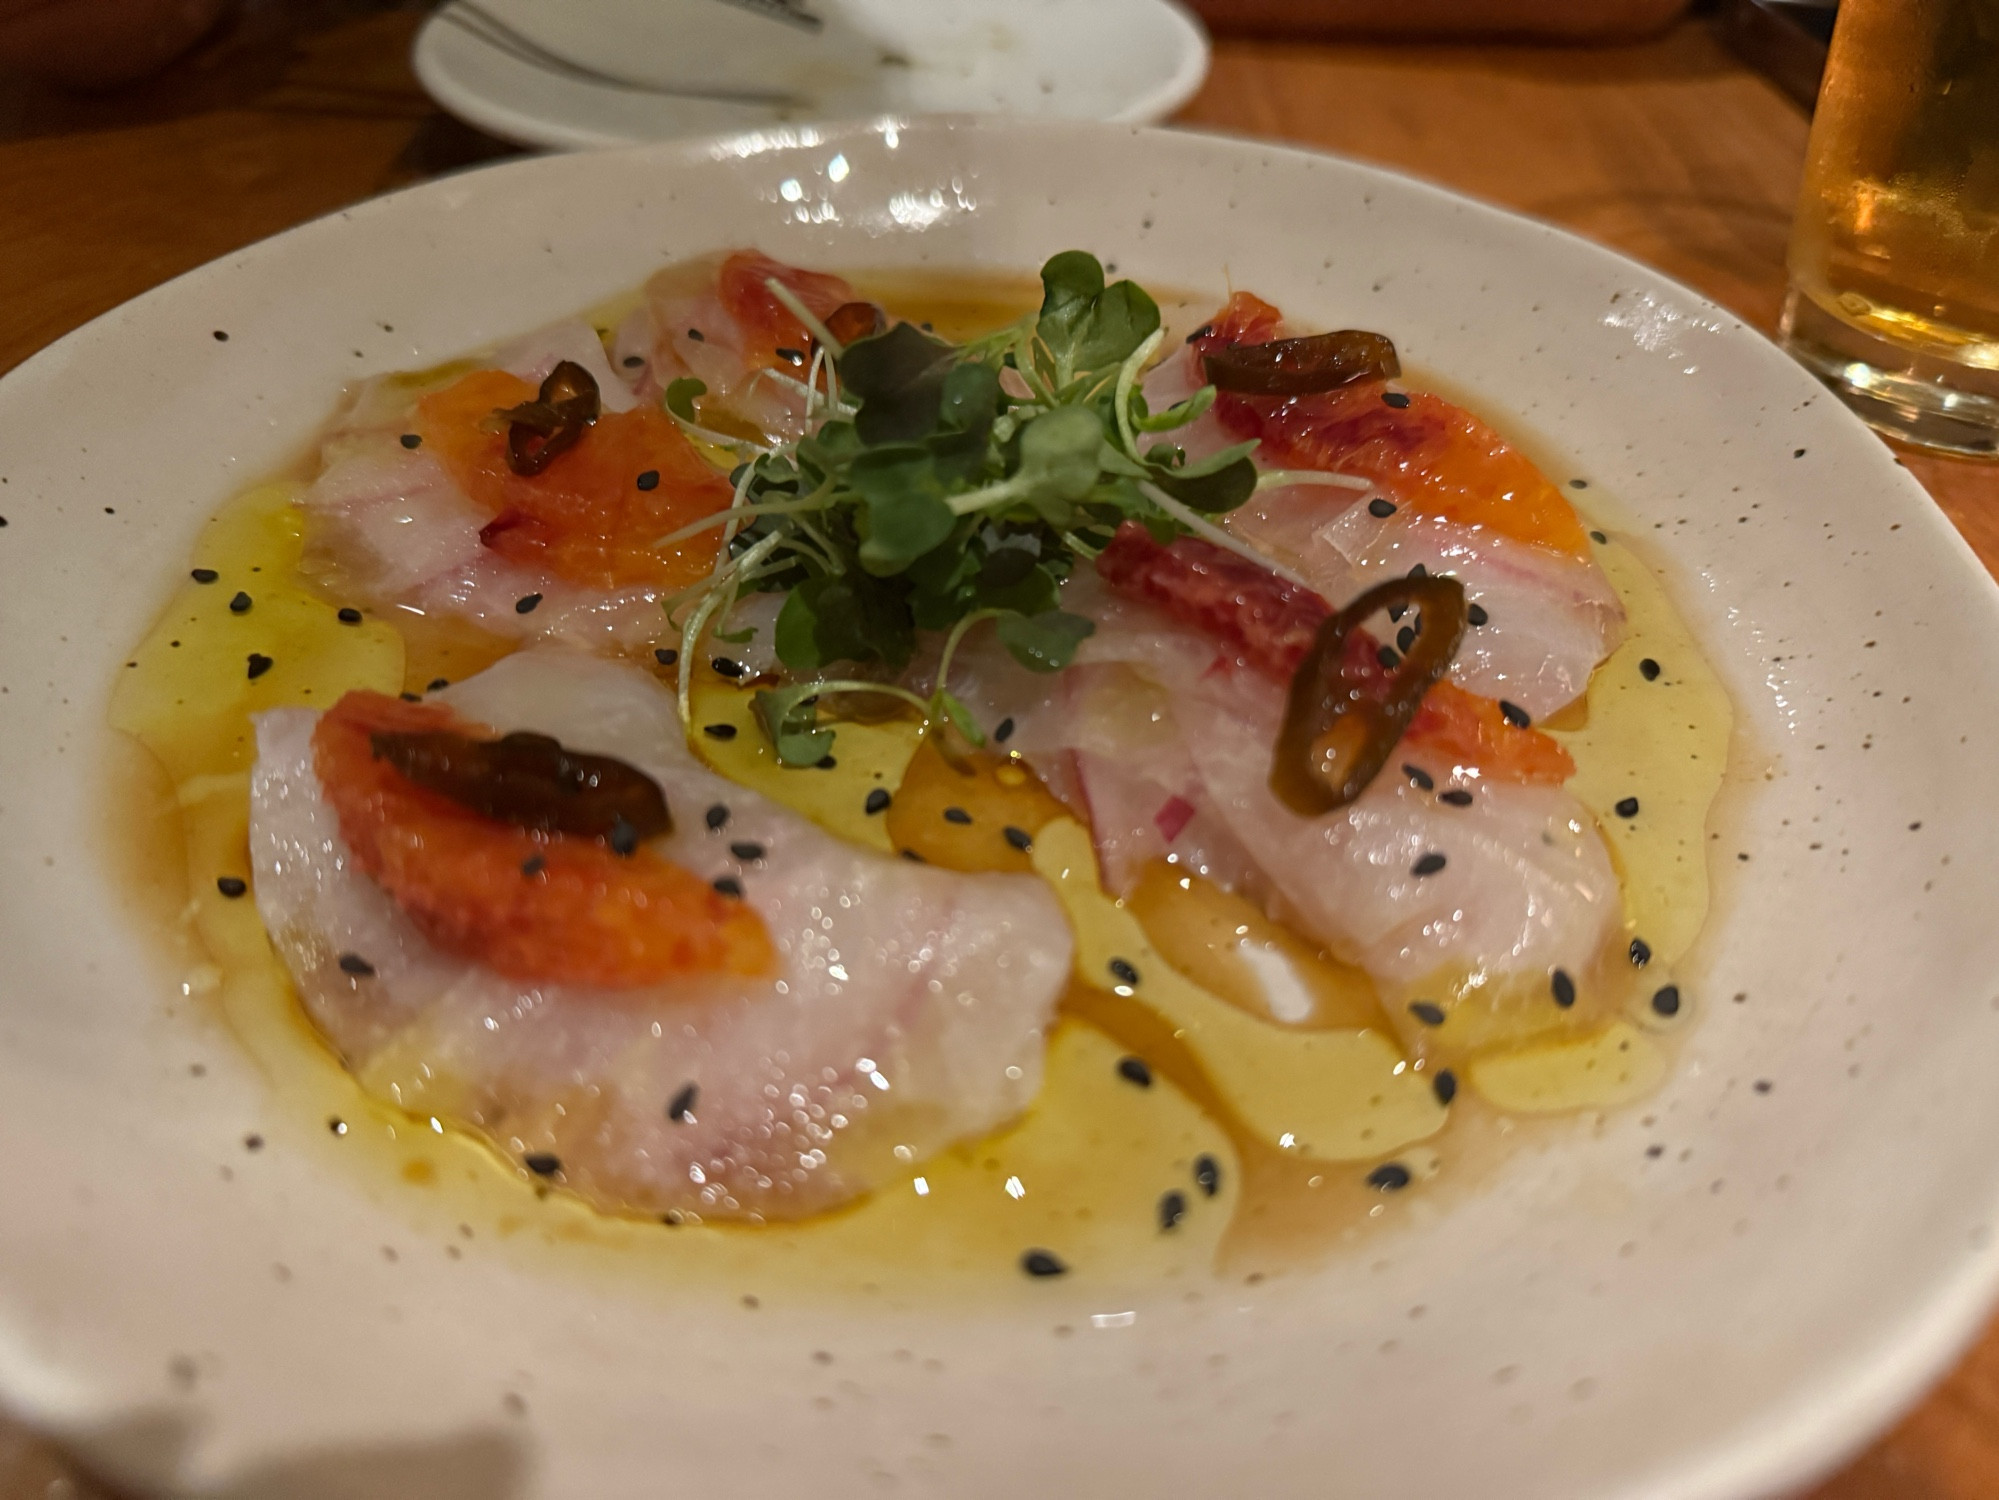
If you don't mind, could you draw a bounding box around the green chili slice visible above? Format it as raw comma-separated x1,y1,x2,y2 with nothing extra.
1271,574,1468,815
370,727,670,840
1203,329,1400,397
498,359,601,476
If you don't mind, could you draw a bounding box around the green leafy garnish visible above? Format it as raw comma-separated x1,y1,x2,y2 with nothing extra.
665,251,1268,763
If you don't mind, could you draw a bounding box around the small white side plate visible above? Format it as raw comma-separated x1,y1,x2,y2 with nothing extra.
413,0,1211,150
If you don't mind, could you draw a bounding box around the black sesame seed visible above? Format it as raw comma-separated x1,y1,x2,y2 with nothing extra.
1108,957,1140,986
1185,323,1212,344
711,656,745,679
1568,478,1589,489
730,841,766,862
1377,646,1401,669
702,723,737,740
337,952,375,977
1432,1069,1458,1106
1158,1190,1187,1231
1467,602,1489,627
337,607,362,624
1020,1249,1067,1278
994,716,1016,743
216,876,248,898
244,1133,263,1151
667,1082,698,1121
900,848,925,862
1382,390,1411,409
523,1153,562,1177
229,591,252,614
654,647,678,666
400,692,420,702
1499,700,1531,728
1615,796,1641,818
1640,657,1661,681
191,567,219,584
521,855,546,877
1590,529,1608,544
1412,852,1446,877
328,1117,347,1135
515,593,542,614
943,806,972,825
1551,969,1577,1008
1629,937,1652,967
776,347,806,366
1194,1154,1221,1197
1409,1001,1446,1026
246,653,274,680
1003,825,1033,852
400,432,422,450
1403,763,1434,791
1368,498,1397,518
213,330,228,341
1389,602,1407,622
1117,1055,1153,1088
1651,984,1682,1018
1794,447,1806,458
1396,624,1417,653
1368,1162,1412,1191
609,818,639,856
687,328,706,342
427,677,450,692
864,788,891,815
705,803,730,831
1407,562,1427,579
1439,789,1474,807
1754,1078,1773,1094
623,354,645,368
713,876,744,898
816,755,837,770
636,470,660,491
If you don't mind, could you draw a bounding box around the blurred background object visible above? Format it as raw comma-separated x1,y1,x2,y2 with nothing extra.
1719,0,1834,108
0,0,234,87
1184,0,1696,40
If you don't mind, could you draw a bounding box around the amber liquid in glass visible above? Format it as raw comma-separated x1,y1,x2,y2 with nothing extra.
1780,0,1999,454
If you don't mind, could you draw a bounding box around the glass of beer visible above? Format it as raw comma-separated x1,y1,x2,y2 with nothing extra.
1780,0,1999,457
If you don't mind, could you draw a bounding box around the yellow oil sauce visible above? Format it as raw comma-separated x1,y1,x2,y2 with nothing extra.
105,277,1733,1293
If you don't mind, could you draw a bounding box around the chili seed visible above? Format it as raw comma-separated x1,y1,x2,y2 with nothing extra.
667,1083,698,1122
400,433,422,450
1003,825,1033,852
711,657,745,679
1467,602,1490,626
636,469,660,491
1629,937,1652,967
943,807,972,825
1640,658,1661,681
337,952,375,977
191,568,219,584
609,818,639,856
216,876,247,898
246,654,274,680
1412,852,1446,877
1194,1154,1221,1197
521,855,546,877
229,591,252,614
1433,1069,1458,1106
1368,498,1396,518
1551,969,1577,1008
1368,1162,1412,1190
702,723,737,740
704,804,730,831
1020,1249,1067,1278
1499,700,1531,728
864,788,891,815
1382,391,1412,409
1651,984,1682,1017
1403,763,1434,791
1615,796,1641,818
655,647,678,666
1158,1190,1187,1231
515,593,542,614
1439,789,1473,807
713,876,744,898
337,607,362,624
1109,957,1140,986
1117,1056,1153,1088
1409,1001,1446,1026
730,841,766,862
523,1153,561,1177
995,716,1016,743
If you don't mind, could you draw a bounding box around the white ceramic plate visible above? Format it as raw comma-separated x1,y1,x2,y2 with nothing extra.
412,0,1210,151
4,118,1999,1500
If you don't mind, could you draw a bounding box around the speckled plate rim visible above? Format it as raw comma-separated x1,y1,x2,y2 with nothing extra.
2,117,1999,1500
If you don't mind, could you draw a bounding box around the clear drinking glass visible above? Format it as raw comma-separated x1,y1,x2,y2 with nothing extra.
1779,0,1999,456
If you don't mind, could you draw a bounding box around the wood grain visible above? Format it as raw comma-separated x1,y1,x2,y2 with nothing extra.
1,10,1996,1497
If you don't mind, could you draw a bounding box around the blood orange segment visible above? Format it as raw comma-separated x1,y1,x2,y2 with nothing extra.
1193,292,1590,560
716,250,857,371
415,369,733,591
313,691,772,988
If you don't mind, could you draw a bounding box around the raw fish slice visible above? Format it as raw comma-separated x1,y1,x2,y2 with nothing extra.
249,650,1071,1221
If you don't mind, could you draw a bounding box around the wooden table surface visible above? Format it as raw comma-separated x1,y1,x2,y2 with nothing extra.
2,8,1996,1496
